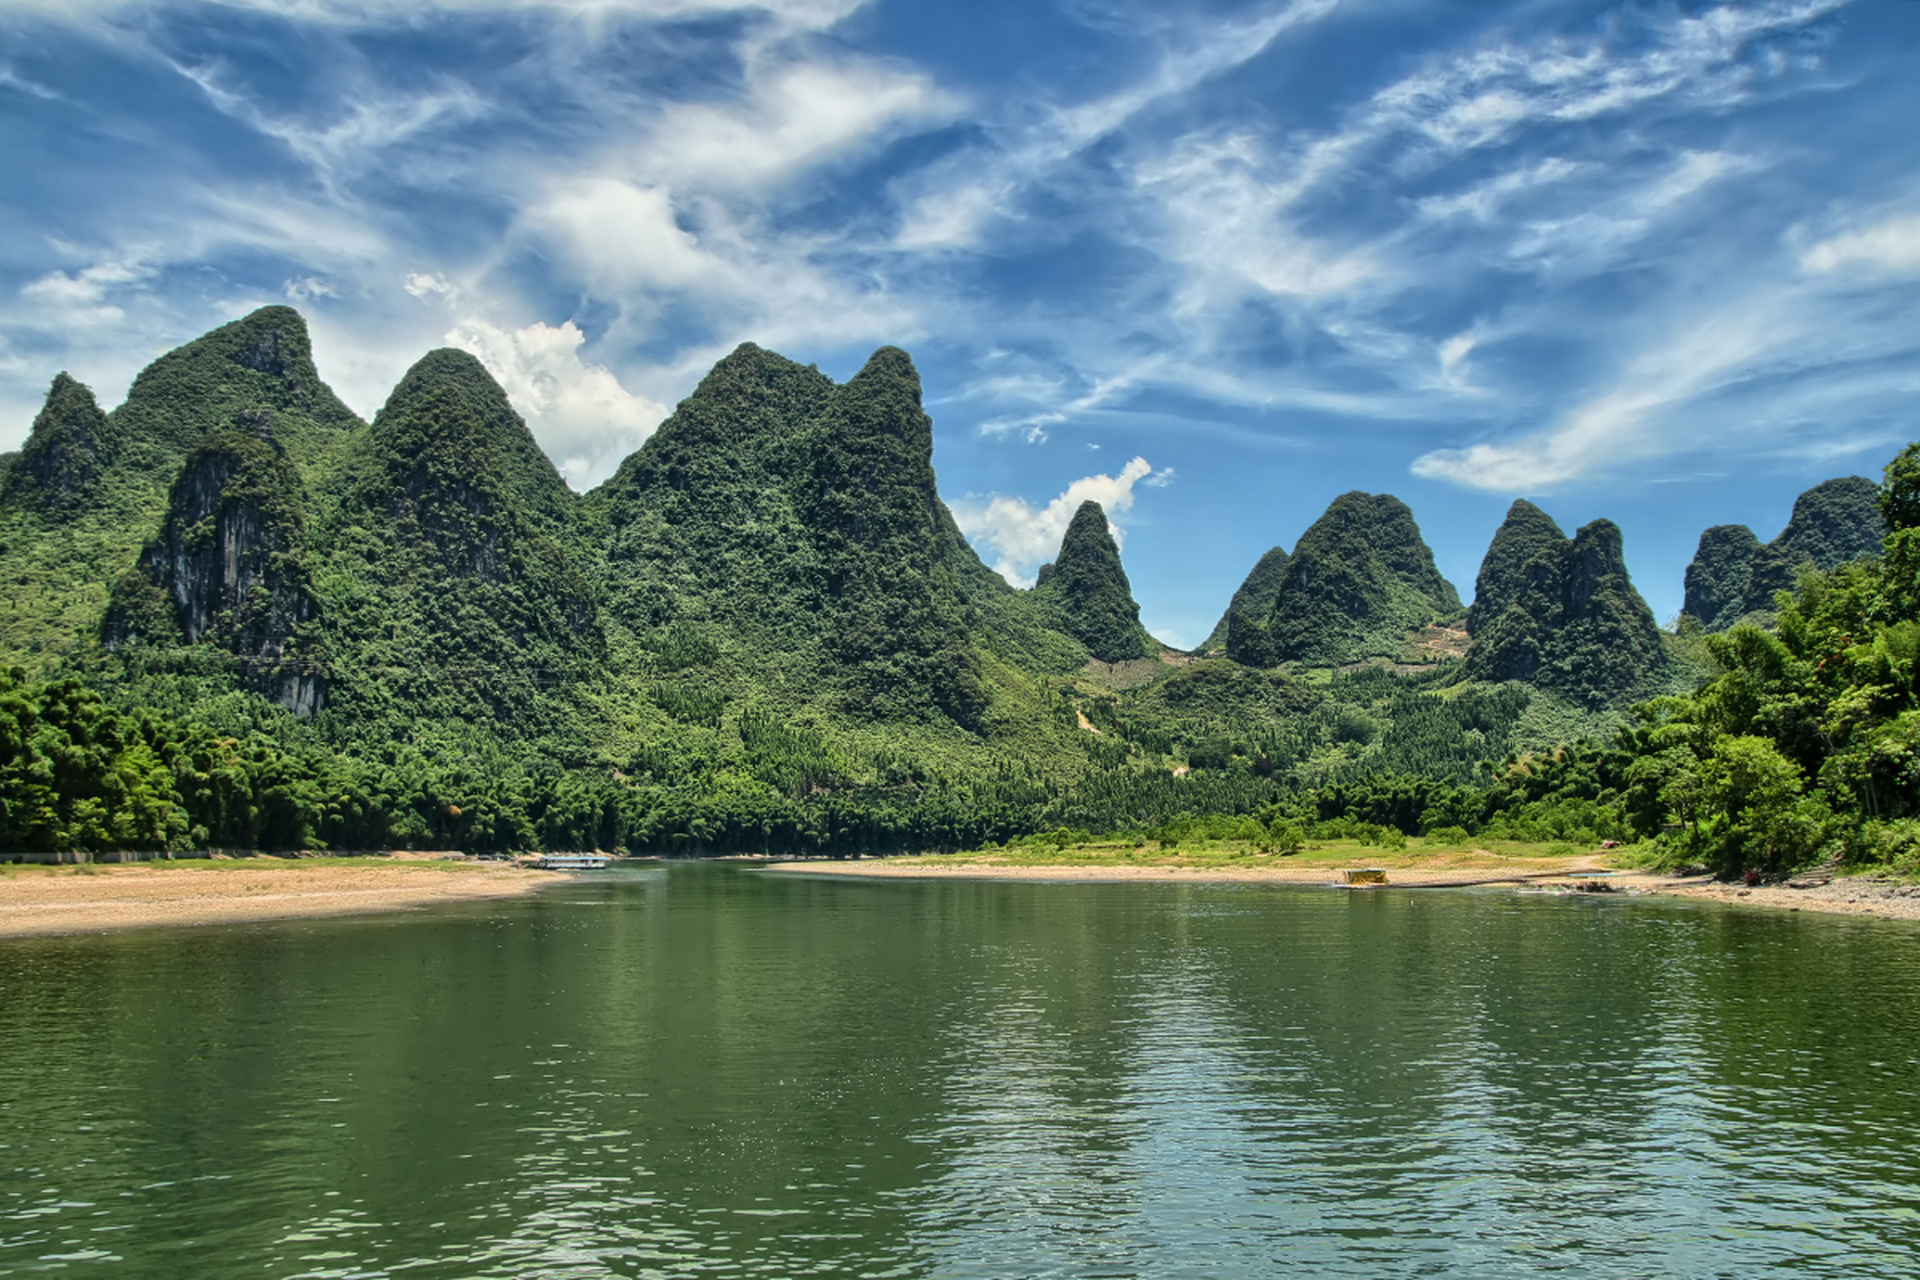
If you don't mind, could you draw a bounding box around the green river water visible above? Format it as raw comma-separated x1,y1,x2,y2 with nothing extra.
3,862,1920,1278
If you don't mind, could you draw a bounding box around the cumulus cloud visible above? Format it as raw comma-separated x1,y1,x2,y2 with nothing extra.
447,318,668,489
950,457,1164,587
19,260,153,327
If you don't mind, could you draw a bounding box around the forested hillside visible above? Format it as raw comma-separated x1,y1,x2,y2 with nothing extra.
1,306,1909,876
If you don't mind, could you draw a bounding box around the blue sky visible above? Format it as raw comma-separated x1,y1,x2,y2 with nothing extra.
3,0,1918,648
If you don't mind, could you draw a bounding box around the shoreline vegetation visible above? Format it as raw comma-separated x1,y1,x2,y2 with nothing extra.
0,856,562,938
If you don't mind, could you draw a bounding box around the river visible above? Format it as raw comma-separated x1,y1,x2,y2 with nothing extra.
3,861,1918,1278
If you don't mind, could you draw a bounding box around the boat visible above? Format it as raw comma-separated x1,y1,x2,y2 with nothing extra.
1338,868,1389,885
536,853,614,871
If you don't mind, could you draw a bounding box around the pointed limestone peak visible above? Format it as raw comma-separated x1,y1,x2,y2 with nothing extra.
1778,476,1883,560
373,347,573,529
820,346,929,457
803,345,938,550
1204,545,1291,651
1564,518,1639,611
1467,500,1567,636
332,351,599,666
610,341,835,498
1681,524,1762,630
1035,500,1157,663
848,346,922,403
683,341,827,408
113,305,361,465
7,372,112,511
1467,514,1663,704
1681,475,1883,632
1265,491,1460,665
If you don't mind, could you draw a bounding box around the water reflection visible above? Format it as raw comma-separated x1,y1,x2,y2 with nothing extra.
1,865,1918,1278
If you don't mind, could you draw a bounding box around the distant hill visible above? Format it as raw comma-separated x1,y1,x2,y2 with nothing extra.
1032,501,1162,663
1682,476,1882,630
1465,503,1665,706
0,308,363,670
1201,546,1289,653
1229,492,1460,666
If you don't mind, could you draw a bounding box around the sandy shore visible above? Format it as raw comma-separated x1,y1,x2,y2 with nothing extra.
0,859,566,938
767,857,1920,923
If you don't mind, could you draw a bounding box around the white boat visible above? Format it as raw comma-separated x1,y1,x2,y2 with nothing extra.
537,853,614,871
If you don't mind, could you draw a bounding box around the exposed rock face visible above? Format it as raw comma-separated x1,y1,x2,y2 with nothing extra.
1203,546,1289,652
1238,492,1459,666
1466,511,1664,705
6,374,112,512
1032,500,1158,663
105,425,323,715
1682,476,1883,630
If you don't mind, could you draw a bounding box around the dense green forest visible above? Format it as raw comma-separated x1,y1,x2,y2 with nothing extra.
0,307,1906,876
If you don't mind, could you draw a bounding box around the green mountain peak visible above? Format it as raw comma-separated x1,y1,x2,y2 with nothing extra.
1202,546,1290,652
1033,500,1159,663
111,305,361,471
5,373,112,513
1246,491,1459,666
1466,514,1663,704
1682,476,1883,630
1466,499,1566,639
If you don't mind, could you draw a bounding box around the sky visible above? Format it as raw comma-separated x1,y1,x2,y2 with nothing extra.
2,0,1918,648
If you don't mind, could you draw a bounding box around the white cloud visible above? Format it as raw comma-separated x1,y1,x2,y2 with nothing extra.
283,275,336,301
1411,297,1797,490
1505,149,1764,271
19,260,153,327
403,272,458,300
13,0,870,27
1414,158,1588,223
1802,213,1920,276
447,318,668,489
950,456,1162,587
891,0,1344,253
642,60,955,194
524,180,720,295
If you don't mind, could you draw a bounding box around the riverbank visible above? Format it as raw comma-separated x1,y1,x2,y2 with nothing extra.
767,852,1920,923
0,857,565,938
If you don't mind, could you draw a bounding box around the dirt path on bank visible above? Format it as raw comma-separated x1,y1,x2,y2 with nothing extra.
0,860,565,938
766,857,1920,923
